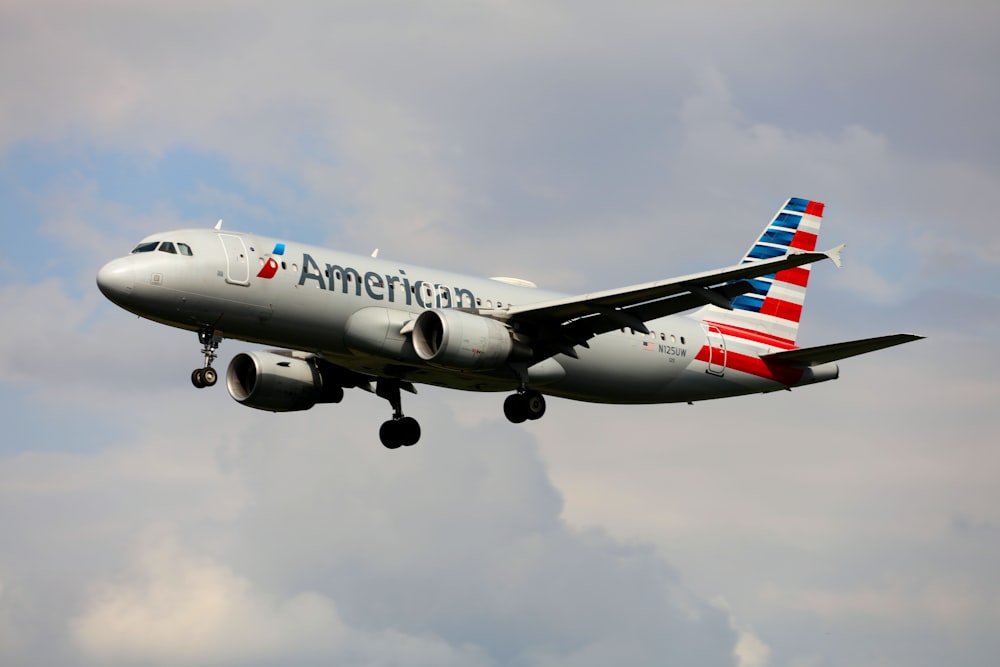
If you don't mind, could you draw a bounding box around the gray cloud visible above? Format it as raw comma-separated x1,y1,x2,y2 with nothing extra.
1,402,739,666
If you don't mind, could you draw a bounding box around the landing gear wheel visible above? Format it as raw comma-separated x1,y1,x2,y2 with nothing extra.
380,421,404,449
398,416,421,447
191,328,222,390
201,367,218,387
524,391,546,420
504,394,529,423
379,417,421,449
505,391,546,423
191,367,217,388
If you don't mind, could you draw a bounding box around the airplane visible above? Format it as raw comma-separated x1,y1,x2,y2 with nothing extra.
96,197,921,449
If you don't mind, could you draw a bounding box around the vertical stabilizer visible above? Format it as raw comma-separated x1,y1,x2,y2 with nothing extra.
693,197,825,348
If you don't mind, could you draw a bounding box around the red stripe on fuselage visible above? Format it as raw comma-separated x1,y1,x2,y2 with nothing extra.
694,346,805,385
703,321,796,349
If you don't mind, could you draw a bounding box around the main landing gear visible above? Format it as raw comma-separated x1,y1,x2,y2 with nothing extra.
503,389,546,423
191,328,221,388
376,379,421,449
374,384,546,449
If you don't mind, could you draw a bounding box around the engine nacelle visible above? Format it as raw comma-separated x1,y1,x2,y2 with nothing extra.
411,309,525,370
226,351,344,412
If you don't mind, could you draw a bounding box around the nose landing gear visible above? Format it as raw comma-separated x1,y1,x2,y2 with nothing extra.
191,328,222,388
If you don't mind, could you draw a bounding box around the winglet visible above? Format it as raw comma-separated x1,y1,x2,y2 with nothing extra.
825,243,846,269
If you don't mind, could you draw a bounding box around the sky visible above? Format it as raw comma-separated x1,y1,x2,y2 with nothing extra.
1,1,999,665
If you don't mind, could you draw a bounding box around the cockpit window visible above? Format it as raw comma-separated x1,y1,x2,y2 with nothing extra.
131,241,159,254
130,240,195,255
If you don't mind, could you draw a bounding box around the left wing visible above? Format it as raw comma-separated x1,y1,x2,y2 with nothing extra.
501,245,844,357
761,333,924,366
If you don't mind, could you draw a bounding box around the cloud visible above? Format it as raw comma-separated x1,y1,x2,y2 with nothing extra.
70,530,498,667
71,532,347,665
216,411,740,664
759,579,980,626
1,399,740,666
734,629,772,667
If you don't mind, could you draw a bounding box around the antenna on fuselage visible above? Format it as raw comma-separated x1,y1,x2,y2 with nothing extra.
214,219,223,230
371,248,379,258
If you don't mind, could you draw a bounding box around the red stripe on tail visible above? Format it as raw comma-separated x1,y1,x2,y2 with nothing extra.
774,266,810,287
789,231,818,251
761,298,803,322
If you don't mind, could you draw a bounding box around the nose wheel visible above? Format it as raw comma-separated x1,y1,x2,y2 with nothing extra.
191,328,221,388
191,367,218,388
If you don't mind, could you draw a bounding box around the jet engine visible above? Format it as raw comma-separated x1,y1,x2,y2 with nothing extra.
226,351,344,412
411,309,528,371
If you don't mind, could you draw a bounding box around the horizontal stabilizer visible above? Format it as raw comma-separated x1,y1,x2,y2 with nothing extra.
762,333,924,367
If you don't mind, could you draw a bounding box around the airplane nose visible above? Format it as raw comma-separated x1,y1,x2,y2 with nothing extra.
96,257,135,305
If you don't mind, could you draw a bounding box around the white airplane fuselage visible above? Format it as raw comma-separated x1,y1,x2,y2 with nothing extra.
98,228,830,404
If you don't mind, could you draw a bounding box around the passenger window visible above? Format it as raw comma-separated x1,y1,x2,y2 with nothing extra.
177,243,193,256
158,242,177,254
131,241,159,254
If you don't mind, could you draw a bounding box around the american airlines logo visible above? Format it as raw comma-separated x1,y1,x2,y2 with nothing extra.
256,243,286,279
295,253,481,310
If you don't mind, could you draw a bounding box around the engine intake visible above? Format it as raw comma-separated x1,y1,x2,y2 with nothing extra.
226,351,344,412
411,309,527,370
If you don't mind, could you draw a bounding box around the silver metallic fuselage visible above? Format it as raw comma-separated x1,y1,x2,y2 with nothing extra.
97,228,835,405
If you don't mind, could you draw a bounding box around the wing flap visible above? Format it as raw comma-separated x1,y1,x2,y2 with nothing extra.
506,246,844,343
561,281,754,341
761,333,924,367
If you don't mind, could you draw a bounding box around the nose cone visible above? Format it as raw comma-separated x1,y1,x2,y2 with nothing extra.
96,257,135,305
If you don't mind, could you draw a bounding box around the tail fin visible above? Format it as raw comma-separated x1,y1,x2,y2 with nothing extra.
694,197,826,348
